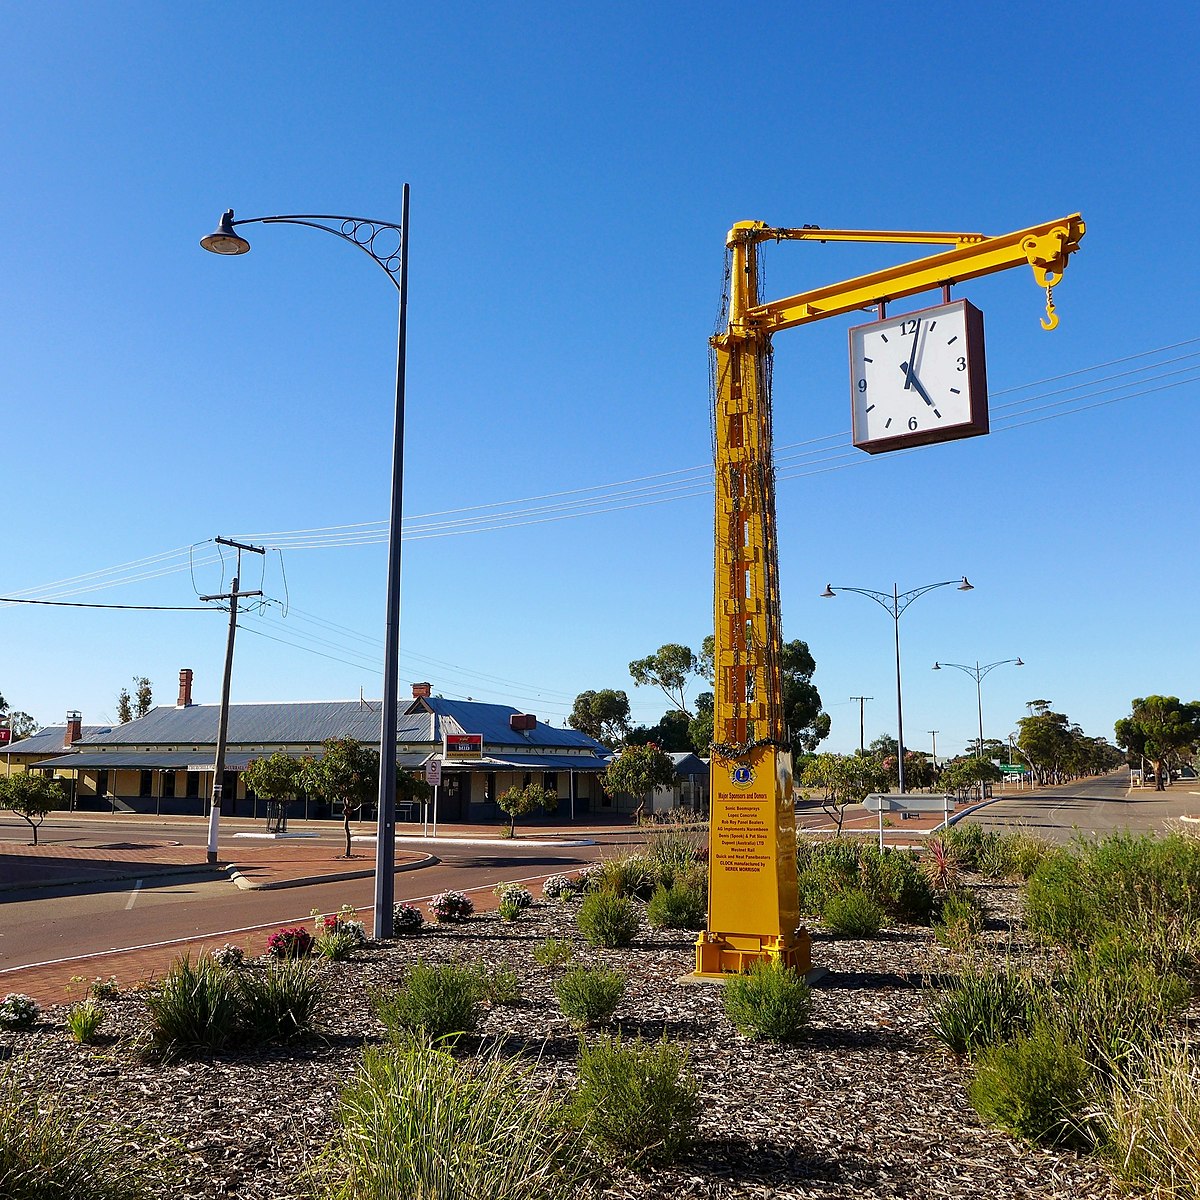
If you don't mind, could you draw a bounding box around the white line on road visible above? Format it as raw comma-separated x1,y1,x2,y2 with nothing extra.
125,879,143,910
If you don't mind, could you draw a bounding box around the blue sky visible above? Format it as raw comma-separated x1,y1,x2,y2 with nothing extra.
2,3,1196,757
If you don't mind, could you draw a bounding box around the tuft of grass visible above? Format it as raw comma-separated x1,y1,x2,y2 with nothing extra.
822,888,884,937
552,966,626,1028
64,1000,106,1045
722,959,813,1043
934,890,986,950
306,1037,593,1200
928,958,1037,1058
314,927,361,961
1101,1043,1200,1199
372,961,481,1045
143,954,244,1060
0,1076,175,1200
236,958,324,1044
565,1034,701,1166
472,963,524,1007
576,891,639,948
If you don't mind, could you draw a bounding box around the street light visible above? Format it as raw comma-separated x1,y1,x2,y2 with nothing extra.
821,578,972,793
932,658,1024,769
201,194,410,940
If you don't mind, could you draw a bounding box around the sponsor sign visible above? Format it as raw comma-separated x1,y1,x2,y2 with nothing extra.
444,733,483,761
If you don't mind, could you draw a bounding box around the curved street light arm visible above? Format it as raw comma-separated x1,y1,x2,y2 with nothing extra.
227,213,405,290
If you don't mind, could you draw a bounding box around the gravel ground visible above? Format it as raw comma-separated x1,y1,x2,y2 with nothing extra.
1,883,1131,1199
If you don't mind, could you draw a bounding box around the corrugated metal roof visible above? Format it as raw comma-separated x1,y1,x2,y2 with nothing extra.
2,726,110,756
461,753,609,772
36,749,430,771
417,697,608,753
75,703,433,748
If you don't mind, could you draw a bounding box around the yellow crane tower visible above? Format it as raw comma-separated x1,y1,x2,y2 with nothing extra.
696,214,1085,977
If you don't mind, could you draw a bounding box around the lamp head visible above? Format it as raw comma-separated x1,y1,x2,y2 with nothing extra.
932,662,941,670
820,584,836,598
1015,657,1024,667
957,577,973,591
200,210,251,255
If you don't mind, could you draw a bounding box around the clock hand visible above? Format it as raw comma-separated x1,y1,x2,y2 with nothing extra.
900,362,936,408
903,320,921,390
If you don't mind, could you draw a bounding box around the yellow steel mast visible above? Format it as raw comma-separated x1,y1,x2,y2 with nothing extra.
696,214,1085,978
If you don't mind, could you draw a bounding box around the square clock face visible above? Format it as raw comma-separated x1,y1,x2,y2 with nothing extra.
849,299,989,454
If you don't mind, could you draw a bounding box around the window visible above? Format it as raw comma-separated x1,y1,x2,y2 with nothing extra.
186,771,200,799
139,770,153,798
96,770,109,798
543,772,558,795
163,771,177,799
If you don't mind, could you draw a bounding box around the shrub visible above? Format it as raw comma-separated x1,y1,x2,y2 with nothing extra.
236,958,324,1044
429,890,475,923
266,925,313,959
943,823,1001,872
576,891,639,948
920,836,961,892
797,840,933,924
541,874,580,902
318,906,369,946
1101,1043,1200,1199
89,976,120,1000
493,882,533,909
643,823,706,886
211,943,246,969
968,1023,1094,1149
1025,849,1101,947
576,861,606,892
472,964,523,1007
64,1000,106,1045
144,954,244,1059
723,959,813,1043
305,1038,592,1200
1000,831,1051,880
928,959,1037,1058
0,1077,174,1199
823,888,884,937
934,890,986,949
0,993,39,1031
566,1034,701,1165
373,961,481,1045
553,966,626,1028
498,896,524,922
392,903,425,934
645,881,707,931
532,938,575,968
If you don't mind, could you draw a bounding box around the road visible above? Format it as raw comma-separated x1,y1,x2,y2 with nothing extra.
0,814,607,976
965,770,1200,842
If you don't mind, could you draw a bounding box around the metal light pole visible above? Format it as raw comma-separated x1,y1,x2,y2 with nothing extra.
821,578,972,792
932,657,1023,764
201,193,410,938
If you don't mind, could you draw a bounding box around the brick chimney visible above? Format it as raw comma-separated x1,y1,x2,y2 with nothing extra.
411,682,432,699
65,711,83,745
177,668,194,707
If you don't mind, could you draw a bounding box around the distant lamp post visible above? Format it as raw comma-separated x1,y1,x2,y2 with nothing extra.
932,658,1024,772
200,194,410,940
821,578,972,793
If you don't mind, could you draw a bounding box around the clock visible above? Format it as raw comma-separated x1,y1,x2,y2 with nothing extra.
849,299,989,454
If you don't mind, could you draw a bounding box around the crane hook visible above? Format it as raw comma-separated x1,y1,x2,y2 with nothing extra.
1040,284,1059,331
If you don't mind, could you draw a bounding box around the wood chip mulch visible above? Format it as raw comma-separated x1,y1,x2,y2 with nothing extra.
1,883,1129,1199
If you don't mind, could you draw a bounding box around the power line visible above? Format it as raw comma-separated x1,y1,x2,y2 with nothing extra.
0,597,213,611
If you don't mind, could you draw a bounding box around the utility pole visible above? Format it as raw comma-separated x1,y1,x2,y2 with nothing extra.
928,730,939,768
850,696,872,754
201,537,264,865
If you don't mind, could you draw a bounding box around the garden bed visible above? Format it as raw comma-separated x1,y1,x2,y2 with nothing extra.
0,878,1136,1200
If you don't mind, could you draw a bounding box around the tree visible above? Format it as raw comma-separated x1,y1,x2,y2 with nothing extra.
1015,705,1073,785
798,752,886,835
941,757,1002,796
868,733,899,760
243,752,302,819
0,693,37,743
116,675,153,724
603,742,677,814
628,644,701,716
300,738,379,858
568,689,631,747
1115,696,1200,791
688,692,714,756
626,709,692,753
0,772,65,845
496,781,556,838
